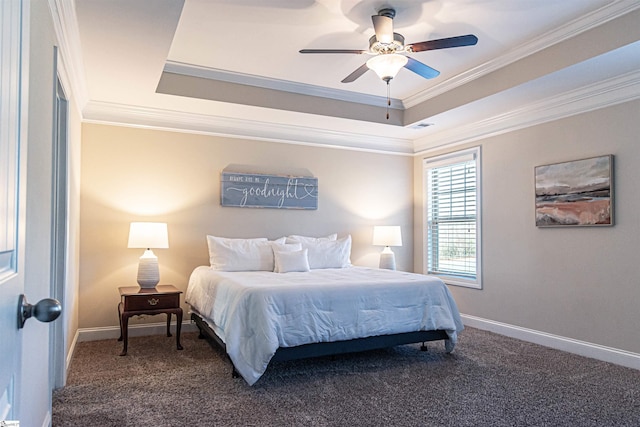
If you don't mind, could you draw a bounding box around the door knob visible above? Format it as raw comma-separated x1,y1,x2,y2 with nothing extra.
18,294,62,328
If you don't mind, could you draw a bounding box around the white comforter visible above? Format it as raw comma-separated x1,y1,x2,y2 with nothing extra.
186,266,464,385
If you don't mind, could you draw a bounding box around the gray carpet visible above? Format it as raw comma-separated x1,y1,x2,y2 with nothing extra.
52,327,640,426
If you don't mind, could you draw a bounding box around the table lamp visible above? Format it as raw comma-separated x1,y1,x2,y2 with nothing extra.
373,225,402,270
127,222,169,288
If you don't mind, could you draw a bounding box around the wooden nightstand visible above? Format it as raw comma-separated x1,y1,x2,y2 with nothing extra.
117,284,184,356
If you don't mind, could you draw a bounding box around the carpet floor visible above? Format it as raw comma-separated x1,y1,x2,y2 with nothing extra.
52,327,640,426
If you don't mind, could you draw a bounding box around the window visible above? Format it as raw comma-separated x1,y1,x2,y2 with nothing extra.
424,147,481,289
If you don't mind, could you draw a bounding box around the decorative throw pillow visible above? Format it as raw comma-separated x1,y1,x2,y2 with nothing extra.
274,248,310,273
207,236,285,271
271,242,302,272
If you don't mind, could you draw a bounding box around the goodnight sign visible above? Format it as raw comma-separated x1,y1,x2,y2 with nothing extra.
221,172,318,209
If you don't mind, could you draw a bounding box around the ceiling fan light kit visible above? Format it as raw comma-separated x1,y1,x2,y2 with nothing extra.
366,54,408,81
299,7,478,118
368,33,405,55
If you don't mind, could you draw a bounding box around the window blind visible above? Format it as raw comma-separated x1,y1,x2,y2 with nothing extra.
425,151,478,280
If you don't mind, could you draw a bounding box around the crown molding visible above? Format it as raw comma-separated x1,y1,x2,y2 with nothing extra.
413,69,640,154
82,67,640,157
164,61,406,110
404,0,640,109
48,0,89,110
53,0,639,157
82,101,415,155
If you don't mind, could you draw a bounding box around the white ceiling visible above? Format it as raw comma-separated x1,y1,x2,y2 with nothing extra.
69,0,640,154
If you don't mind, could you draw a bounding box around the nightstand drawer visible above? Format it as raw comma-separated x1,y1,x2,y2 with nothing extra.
123,293,179,311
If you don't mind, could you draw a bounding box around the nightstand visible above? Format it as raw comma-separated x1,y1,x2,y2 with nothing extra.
117,284,184,356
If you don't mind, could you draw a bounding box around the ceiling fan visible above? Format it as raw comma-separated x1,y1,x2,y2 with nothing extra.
299,8,478,85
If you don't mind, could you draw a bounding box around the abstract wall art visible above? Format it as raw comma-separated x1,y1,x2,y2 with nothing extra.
535,155,613,227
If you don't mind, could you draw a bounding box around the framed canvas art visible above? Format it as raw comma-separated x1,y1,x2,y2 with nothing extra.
535,155,613,227
221,172,318,209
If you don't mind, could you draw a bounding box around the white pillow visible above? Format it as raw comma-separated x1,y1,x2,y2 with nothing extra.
271,242,302,253
271,242,302,272
207,236,285,271
286,234,337,245
274,248,310,273
305,235,352,269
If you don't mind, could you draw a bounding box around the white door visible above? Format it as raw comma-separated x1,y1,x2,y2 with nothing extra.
0,0,29,421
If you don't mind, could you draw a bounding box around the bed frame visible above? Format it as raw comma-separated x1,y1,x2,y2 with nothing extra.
191,311,450,378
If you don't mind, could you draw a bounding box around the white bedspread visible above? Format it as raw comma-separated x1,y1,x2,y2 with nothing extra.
186,266,464,385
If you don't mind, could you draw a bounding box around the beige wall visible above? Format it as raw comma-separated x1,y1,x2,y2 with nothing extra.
79,124,414,329
79,100,640,356
414,99,640,354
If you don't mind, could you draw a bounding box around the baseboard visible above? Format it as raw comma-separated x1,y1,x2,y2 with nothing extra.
461,314,640,371
76,320,198,342
66,329,79,372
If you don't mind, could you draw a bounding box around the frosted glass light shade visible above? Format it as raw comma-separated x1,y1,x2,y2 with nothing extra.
366,54,408,81
127,222,169,249
372,226,402,247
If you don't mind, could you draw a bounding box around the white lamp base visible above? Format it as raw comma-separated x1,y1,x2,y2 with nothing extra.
137,249,160,288
379,247,396,270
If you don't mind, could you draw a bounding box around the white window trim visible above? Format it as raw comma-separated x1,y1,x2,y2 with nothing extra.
423,146,482,289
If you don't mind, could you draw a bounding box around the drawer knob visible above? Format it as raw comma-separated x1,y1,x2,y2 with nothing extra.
148,298,159,306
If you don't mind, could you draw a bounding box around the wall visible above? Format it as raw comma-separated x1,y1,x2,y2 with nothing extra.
414,99,640,354
79,124,414,329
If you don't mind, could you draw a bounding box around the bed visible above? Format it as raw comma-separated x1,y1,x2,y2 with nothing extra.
186,234,464,385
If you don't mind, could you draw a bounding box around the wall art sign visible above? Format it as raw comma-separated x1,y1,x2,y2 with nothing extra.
535,155,613,227
221,172,318,209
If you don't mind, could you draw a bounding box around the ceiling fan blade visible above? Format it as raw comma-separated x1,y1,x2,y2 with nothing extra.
341,63,369,83
299,49,367,54
407,34,478,52
404,57,440,79
372,15,394,44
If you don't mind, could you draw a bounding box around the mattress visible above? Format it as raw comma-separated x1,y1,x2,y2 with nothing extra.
186,265,464,385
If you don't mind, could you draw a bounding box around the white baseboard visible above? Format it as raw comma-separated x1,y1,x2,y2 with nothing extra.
461,314,640,371
75,320,198,342
66,329,79,371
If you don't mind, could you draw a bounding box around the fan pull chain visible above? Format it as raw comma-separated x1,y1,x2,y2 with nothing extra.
386,79,391,120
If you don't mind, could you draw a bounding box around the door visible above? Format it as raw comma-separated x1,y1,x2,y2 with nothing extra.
0,0,28,421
